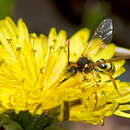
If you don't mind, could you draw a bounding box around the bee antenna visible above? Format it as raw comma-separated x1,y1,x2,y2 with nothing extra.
105,56,130,63
107,74,121,96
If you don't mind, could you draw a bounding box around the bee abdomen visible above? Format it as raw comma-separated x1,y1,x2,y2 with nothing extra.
96,59,115,74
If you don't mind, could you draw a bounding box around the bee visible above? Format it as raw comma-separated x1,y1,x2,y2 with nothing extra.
34,19,128,122
60,19,123,95
68,19,113,75
56,19,126,122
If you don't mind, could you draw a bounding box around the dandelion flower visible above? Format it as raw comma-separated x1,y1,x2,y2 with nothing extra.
0,17,129,128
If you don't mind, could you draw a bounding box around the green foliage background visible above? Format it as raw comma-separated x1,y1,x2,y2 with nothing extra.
0,0,14,19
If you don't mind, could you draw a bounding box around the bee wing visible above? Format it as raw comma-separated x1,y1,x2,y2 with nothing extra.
92,19,113,43
83,19,113,58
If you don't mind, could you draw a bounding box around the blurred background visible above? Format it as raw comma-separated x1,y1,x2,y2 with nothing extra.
1,0,130,129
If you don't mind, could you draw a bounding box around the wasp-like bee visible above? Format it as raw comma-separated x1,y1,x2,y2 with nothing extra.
68,19,113,76
57,19,126,121
60,19,122,95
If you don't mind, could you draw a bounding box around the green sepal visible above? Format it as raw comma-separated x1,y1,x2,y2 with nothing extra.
8,111,33,129
7,111,60,130
0,113,23,130
24,114,57,130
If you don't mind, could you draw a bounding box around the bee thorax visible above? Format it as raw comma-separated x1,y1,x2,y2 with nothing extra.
77,57,90,68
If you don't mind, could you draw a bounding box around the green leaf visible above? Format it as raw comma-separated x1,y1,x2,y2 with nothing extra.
4,121,23,130
0,113,23,130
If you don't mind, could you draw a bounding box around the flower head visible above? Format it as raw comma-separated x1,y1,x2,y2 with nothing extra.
0,17,130,125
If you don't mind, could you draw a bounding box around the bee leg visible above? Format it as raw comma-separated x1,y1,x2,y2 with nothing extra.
92,70,98,109
54,76,70,88
107,74,121,96
59,76,70,84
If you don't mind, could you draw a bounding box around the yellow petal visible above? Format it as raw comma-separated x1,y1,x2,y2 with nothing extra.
17,19,29,46
69,28,90,62
92,44,115,61
114,110,130,118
